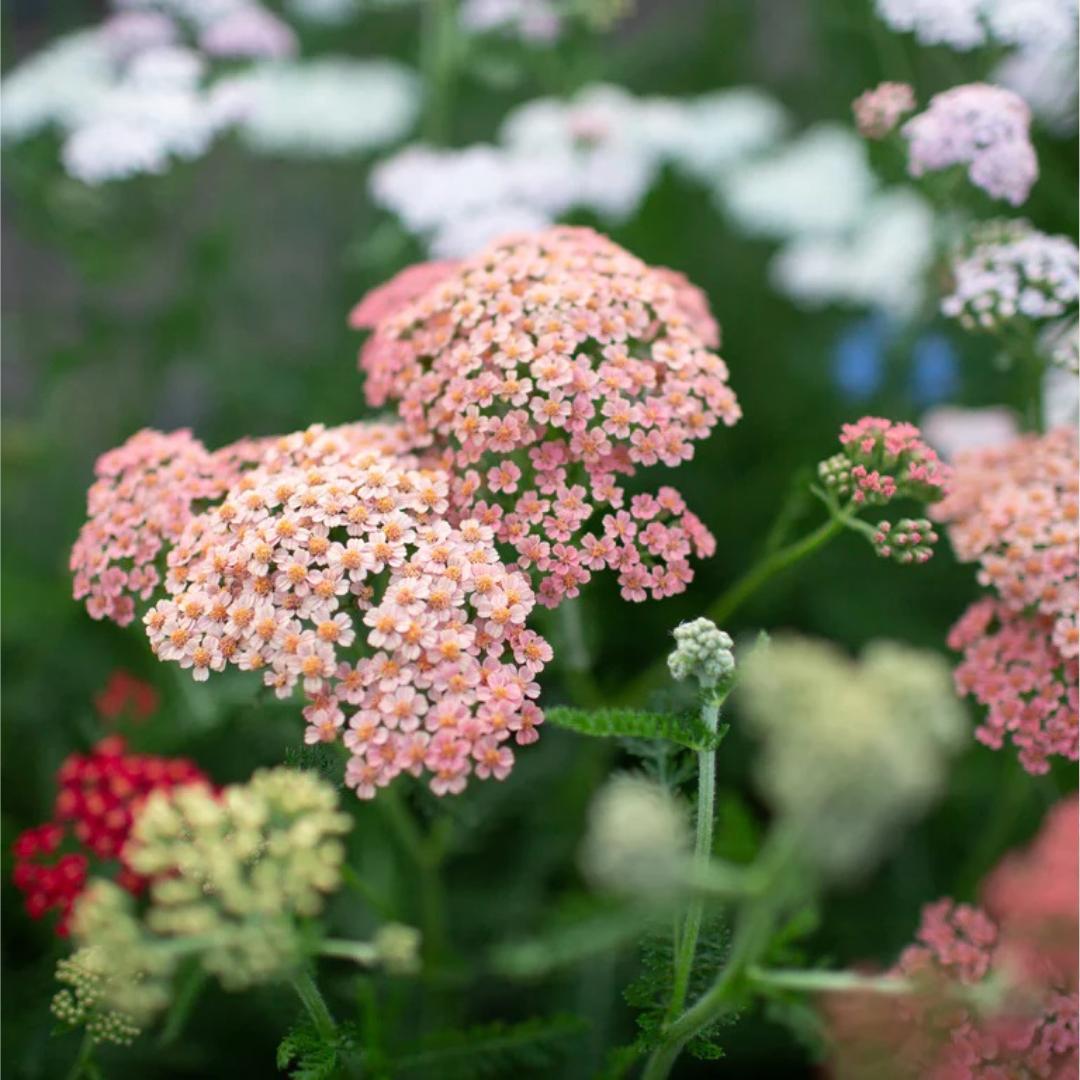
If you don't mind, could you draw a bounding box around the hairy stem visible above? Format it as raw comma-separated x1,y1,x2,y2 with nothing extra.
667,694,720,1018
290,969,337,1042
746,966,913,995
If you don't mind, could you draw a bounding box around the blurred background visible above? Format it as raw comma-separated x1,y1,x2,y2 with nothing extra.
2,0,1077,1075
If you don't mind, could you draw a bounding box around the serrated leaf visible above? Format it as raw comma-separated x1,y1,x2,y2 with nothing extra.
545,707,726,752
277,1019,350,1080
387,1014,588,1079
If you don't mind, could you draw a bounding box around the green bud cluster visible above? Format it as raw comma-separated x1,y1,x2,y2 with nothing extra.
667,618,735,689
51,947,142,1045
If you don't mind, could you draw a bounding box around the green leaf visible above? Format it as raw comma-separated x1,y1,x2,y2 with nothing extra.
276,1018,357,1080
386,1014,588,1079
544,706,726,752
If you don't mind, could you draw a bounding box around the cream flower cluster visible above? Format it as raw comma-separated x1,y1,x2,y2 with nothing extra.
738,637,966,878
69,768,351,1023
667,618,735,689
52,947,142,1046
353,226,737,607
942,221,1080,332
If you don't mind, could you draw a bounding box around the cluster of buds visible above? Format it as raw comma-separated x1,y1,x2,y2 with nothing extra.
69,768,356,1023
819,417,951,566
871,518,939,565
667,617,735,689
12,737,208,934
52,947,142,1046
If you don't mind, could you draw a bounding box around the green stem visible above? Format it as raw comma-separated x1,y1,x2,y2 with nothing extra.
420,0,459,145
64,1031,95,1080
319,938,379,965
158,963,207,1045
558,597,603,706
291,969,337,1042
341,863,396,920
747,966,912,996
667,694,720,1018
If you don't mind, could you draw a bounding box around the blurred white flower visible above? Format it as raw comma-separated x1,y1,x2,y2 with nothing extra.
770,189,936,316
198,4,298,59
919,405,1020,460
1,32,115,140
1044,364,1080,428
430,204,552,258
460,0,562,41
720,124,876,238
874,0,987,48
231,59,420,156
100,12,179,61
993,41,1079,135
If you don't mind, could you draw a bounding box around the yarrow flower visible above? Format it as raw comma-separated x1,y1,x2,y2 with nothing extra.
818,416,951,565
902,83,1038,206
351,226,738,608
826,797,1079,1078
130,424,548,799
667,618,735,689
68,768,353,1023
942,220,1080,332
933,427,1078,773
738,636,966,878
12,737,208,935
52,947,142,1046
853,81,916,139
94,669,160,723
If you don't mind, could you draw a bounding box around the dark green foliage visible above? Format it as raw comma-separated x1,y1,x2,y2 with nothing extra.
545,706,727,752
623,918,736,1061
277,1018,359,1080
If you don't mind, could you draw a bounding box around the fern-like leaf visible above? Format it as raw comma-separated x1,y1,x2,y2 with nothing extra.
545,707,727,752
277,1018,360,1080
386,1014,587,1079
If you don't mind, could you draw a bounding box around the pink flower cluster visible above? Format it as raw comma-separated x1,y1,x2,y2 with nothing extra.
933,427,1078,773
142,424,549,799
818,417,951,565
902,83,1039,207
351,226,739,607
853,81,916,139
949,600,1078,774
828,798,1079,1079
70,429,255,627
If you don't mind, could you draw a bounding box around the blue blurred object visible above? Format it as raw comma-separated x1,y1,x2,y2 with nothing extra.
832,313,889,401
910,333,959,406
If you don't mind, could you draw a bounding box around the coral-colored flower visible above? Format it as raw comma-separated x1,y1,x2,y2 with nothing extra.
827,799,1080,1078
139,425,548,799
853,81,916,139
351,227,737,606
12,737,207,935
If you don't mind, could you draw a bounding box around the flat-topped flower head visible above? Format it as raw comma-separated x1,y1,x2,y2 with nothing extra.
52,947,142,1046
942,220,1080,333
902,83,1038,206
853,81,915,139
934,427,1078,659
826,800,1079,1079
12,737,208,936
142,431,548,799
352,226,738,606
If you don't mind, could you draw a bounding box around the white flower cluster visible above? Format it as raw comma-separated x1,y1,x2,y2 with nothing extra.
720,125,936,317
919,405,1019,461
370,83,788,257
2,1,421,182
580,774,688,896
667,617,735,689
874,0,1079,134
459,0,562,41
225,58,421,157
942,222,1080,331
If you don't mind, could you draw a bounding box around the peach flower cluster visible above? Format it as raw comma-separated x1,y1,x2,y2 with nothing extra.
351,226,738,607
142,424,548,798
933,427,1078,773
818,416,951,564
828,798,1079,1079
853,81,916,139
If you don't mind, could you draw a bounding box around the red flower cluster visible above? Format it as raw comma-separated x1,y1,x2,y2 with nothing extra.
12,737,208,935
94,670,160,723
827,797,1079,1079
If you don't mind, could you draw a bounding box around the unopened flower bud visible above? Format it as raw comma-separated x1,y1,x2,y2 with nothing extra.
668,618,735,689
374,923,422,975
